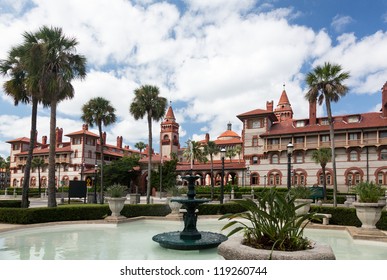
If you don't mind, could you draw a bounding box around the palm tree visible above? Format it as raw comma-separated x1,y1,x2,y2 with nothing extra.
305,62,350,207
183,140,205,166
0,30,47,208
130,85,167,204
235,145,242,163
81,97,116,204
34,26,86,207
135,141,146,156
311,148,332,201
203,141,219,200
31,157,46,196
226,147,236,162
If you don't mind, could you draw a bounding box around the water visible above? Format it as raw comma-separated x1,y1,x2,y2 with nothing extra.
0,219,386,260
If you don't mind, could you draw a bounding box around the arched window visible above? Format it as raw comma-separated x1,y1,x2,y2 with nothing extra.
346,169,362,186
252,156,259,164
251,173,259,185
74,150,78,158
349,150,359,161
380,149,387,160
88,150,92,158
271,154,279,164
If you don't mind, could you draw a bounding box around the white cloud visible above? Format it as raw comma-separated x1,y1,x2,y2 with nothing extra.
1,0,387,158
331,14,353,33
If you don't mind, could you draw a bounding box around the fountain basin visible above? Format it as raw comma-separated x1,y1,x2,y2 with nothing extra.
152,231,227,250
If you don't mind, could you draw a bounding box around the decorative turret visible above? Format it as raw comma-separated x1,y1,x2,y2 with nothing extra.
160,104,180,158
274,84,293,122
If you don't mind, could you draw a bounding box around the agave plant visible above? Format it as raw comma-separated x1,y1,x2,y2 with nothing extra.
351,181,385,203
219,188,317,251
105,184,127,198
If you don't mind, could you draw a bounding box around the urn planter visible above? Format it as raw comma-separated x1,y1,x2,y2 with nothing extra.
218,236,335,260
353,202,385,229
105,197,127,221
294,199,313,216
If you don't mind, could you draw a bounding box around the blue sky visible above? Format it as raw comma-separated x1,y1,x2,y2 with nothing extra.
0,0,387,158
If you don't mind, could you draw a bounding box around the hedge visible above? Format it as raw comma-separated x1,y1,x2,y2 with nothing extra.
0,204,171,224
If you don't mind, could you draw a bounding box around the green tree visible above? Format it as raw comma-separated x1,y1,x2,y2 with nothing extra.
32,26,86,207
235,145,242,163
226,147,236,162
311,148,332,200
104,155,140,188
305,62,350,207
151,158,178,194
183,140,206,166
129,85,167,204
81,97,116,204
31,157,46,196
203,141,219,200
0,30,47,207
135,141,146,155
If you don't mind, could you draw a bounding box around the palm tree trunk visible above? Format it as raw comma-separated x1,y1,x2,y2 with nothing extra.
322,165,327,201
326,99,337,207
21,98,38,208
147,114,152,204
37,166,41,196
210,155,214,200
98,124,104,204
47,98,57,207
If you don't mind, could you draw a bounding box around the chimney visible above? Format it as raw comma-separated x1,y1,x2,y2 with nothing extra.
55,127,63,143
382,82,387,118
102,132,107,145
205,133,210,143
117,136,123,148
42,136,47,145
309,100,317,125
82,124,88,131
266,100,274,112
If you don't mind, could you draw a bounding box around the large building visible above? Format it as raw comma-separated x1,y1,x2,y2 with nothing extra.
7,124,142,190
7,82,387,194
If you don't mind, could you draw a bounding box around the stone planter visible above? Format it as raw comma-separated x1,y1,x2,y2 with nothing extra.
294,199,313,216
129,193,141,204
218,236,335,260
353,202,385,229
167,197,183,215
105,197,127,221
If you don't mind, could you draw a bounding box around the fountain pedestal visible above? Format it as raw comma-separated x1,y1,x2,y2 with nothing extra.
152,174,227,250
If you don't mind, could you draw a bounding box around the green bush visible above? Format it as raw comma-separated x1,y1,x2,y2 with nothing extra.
198,202,247,215
0,200,24,208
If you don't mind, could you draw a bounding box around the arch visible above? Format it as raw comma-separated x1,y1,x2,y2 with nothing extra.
293,168,307,186
344,167,364,186
374,166,387,185
267,169,282,186
30,176,36,187
251,172,259,185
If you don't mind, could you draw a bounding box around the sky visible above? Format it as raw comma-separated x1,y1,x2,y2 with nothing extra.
0,0,387,158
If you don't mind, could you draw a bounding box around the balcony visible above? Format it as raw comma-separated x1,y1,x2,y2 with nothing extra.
264,136,387,152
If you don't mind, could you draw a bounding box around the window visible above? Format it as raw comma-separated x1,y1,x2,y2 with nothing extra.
295,137,304,143
271,154,279,164
320,119,329,125
348,115,360,123
251,173,259,185
348,133,359,140
249,119,263,129
12,143,20,150
72,137,81,145
296,120,305,127
88,150,92,158
378,172,384,185
269,139,279,144
252,137,258,147
380,131,387,138
346,170,362,186
320,135,330,142
295,151,304,163
349,150,359,161
252,156,259,164
380,149,387,160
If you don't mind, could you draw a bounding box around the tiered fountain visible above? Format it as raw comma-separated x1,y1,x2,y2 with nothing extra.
152,174,227,250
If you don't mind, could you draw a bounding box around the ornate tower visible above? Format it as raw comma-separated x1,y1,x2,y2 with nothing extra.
160,105,180,158
274,84,293,122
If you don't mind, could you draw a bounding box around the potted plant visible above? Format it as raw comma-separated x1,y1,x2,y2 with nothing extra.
166,185,183,216
352,182,386,229
105,184,127,221
288,185,313,216
218,188,335,260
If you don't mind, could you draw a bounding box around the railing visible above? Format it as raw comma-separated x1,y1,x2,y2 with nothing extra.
265,137,387,152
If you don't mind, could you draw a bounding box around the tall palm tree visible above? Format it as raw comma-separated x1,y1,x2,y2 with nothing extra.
183,140,205,166
305,62,350,207
31,157,46,196
135,141,146,156
81,97,116,204
129,85,167,204
34,26,86,207
235,145,242,163
226,147,236,162
311,148,332,201
0,30,46,208
203,141,219,200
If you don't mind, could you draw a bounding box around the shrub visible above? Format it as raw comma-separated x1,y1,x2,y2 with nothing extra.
106,184,127,198
220,188,316,251
351,181,385,203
